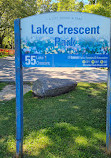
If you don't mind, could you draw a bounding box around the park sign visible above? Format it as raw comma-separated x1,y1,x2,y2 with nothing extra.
21,12,110,67
14,12,111,157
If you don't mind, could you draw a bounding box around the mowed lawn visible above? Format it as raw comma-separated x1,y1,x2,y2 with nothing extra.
0,82,111,158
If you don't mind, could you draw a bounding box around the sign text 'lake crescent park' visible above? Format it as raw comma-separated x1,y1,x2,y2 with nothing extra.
21,12,110,67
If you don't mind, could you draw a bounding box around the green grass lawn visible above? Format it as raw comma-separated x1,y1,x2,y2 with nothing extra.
0,82,110,158
0,54,14,58
0,82,9,91
0,55,7,58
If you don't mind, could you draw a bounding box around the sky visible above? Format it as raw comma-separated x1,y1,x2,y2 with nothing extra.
78,0,89,4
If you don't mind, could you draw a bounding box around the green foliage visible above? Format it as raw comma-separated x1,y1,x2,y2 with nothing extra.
36,0,52,13
51,2,58,12
57,0,76,11
0,82,110,158
57,0,84,11
0,0,38,48
88,0,97,4
83,2,111,17
97,0,110,6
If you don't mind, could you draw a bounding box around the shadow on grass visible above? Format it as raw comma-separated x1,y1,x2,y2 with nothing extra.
0,82,110,158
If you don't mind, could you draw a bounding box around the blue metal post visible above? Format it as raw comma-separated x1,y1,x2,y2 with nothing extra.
106,19,111,153
14,19,23,158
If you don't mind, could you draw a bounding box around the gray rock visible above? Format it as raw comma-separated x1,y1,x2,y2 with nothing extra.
32,78,77,97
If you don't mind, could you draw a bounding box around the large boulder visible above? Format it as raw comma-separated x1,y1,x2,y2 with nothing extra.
32,78,77,97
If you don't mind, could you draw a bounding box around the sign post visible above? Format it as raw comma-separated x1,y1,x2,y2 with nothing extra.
14,19,23,157
106,19,111,153
14,12,110,157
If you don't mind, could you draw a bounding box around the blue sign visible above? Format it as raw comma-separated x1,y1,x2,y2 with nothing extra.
21,12,110,67
14,12,111,157
22,54,109,67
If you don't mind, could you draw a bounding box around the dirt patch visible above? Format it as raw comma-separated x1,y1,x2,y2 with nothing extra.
0,84,31,101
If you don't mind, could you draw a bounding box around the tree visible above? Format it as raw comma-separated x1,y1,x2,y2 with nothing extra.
0,0,57,48
56,0,84,12
88,0,97,4
0,0,37,48
83,1,111,17
51,2,58,12
36,0,52,13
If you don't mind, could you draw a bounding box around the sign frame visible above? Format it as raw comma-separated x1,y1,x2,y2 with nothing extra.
14,12,111,157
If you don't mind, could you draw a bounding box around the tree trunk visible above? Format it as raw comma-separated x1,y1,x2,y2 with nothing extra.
0,34,5,48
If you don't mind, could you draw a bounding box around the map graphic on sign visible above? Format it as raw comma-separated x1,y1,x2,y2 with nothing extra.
20,12,110,67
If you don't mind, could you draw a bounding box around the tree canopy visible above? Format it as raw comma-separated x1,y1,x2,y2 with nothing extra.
83,0,111,17
0,0,37,48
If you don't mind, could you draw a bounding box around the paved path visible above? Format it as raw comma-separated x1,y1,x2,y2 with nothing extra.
0,84,31,101
0,56,108,82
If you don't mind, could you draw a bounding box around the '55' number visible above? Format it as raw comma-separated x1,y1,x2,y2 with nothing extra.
25,56,36,65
